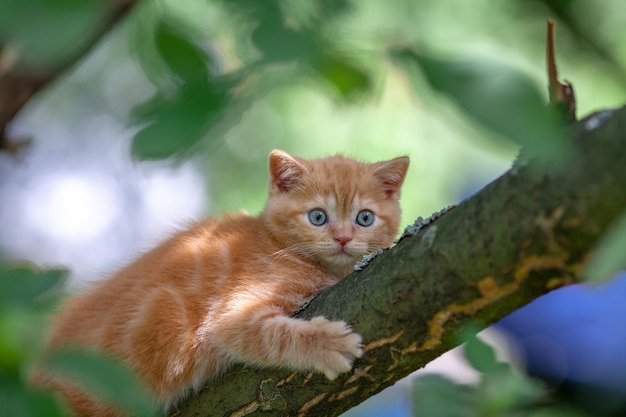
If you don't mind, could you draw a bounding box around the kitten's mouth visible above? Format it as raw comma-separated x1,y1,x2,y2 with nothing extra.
332,247,359,261
335,246,351,255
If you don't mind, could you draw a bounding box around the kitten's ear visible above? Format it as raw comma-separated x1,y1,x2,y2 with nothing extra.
268,150,309,192
373,156,410,199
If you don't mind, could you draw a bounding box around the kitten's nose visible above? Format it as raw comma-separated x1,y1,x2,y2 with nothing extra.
335,236,352,247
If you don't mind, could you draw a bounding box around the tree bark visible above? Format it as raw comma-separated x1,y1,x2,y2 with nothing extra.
171,107,626,417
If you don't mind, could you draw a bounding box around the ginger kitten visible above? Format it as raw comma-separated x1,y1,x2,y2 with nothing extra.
34,150,410,416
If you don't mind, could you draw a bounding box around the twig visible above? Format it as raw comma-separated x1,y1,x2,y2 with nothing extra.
546,20,576,122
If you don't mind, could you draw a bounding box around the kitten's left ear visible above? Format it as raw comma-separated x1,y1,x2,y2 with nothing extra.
373,156,410,199
268,150,309,193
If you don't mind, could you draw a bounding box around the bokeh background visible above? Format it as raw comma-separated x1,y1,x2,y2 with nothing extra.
1,0,626,416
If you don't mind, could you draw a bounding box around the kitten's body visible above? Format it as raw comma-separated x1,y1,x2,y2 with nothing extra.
35,151,409,417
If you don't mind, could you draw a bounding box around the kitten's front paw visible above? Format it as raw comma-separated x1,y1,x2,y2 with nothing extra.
309,317,363,380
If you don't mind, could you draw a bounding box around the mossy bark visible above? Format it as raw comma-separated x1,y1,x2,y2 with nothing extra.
173,107,626,417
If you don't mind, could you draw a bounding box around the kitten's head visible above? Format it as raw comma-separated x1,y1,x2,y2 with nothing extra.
261,150,410,278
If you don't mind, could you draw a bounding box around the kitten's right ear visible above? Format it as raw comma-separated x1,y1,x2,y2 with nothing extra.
269,150,308,192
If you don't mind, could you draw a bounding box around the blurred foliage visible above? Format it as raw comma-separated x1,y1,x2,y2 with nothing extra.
0,264,68,416
393,50,569,165
412,330,595,417
41,348,157,416
1,0,626,416
0,264,156,416
131,20,230,159
6,0,625,220
0,0,108,71
129,0,372,160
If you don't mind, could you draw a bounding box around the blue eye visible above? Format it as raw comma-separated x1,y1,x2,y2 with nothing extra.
308,209,327,226
356,210,375,226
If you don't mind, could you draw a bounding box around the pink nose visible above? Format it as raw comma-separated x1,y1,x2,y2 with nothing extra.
335,236,352,247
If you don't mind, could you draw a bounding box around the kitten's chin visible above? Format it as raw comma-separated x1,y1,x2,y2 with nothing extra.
331,253,358,264
319,253,360,278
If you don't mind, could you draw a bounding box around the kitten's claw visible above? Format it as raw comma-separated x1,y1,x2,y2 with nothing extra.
309,317,363,380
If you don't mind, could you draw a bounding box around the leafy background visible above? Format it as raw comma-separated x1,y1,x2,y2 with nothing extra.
1,0,625,415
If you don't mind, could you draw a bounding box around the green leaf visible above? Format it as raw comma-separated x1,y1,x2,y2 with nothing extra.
0,0,106,69
412,374,476,417
0,308,48,374
527,404,595,417
583,208,626,282
0,374,64,417
478,368,545,414
41,348,157,417
155,22,211,83
458,328,546,414
0,266,67,306
313,54,371,100
463,333,501,374
394,50,567,163
250,4,313,63
131,84,225,160
314,0,352,18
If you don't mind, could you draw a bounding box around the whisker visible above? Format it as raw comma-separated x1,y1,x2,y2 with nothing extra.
267,243,314,267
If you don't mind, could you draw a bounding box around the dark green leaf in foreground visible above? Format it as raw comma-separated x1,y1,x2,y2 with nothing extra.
312,53,371,100
462,331,501,375
0,308,48,374
0,0,107,70
131,83,226,160
394,50,568,163
478,366,544,415
41,348,157,417
461,330,544,414
0,374,64,417
0,266,67,306
155,22,211,84
526,404,595,417
412,374,476,417
250,1,313,63
314,0,352,19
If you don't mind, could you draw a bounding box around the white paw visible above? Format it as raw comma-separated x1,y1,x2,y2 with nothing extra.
309,317,363,380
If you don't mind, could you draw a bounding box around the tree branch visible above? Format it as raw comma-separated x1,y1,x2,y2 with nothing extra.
0,0,139,151
171,106,626,417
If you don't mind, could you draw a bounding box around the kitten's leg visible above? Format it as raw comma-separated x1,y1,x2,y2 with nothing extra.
123,287,204,406
214,304,363,379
